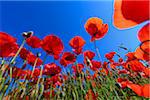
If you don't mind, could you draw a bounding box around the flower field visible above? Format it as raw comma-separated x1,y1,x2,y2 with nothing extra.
0,0,149,100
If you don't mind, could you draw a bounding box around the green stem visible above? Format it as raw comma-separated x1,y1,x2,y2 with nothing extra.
31,58,38,78
10,39,26,64
10,39,26,81
94,40,102,62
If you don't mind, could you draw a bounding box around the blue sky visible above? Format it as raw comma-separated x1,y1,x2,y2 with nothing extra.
0,1,144,70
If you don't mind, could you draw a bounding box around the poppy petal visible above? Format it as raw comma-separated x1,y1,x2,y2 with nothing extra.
113,0,149,29
138,23,149,42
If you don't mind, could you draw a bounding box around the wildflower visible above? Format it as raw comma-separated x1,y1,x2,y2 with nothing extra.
118,69,128,75
69,36,85,55
26,53,43,66
45,74,62,88
41,34,64,60
83,50,95,60
117,78,128,89
43,63,61,76
19,48,30,60
125,52,136,62
0,42,18,57
135,23,150,61
125,59,145,72
118,57,123,63
135,46,149,61
90,60,101,71
105,51,116,60
138,23,149,42
9,67,30,79
26,36,41,48
113,0,149,29
83,50,95,66
60,52,76,67
0,32,18,57
127,83,150,98
0,32,16,44
32,68,40,77
84,17,108,41
72,63,84,73
101,61,109,75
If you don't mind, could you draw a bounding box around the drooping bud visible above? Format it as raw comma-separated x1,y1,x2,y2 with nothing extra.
22,31,33,39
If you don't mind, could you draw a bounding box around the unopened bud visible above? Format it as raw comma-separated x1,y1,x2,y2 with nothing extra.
22,31,33,39
37,52,41,57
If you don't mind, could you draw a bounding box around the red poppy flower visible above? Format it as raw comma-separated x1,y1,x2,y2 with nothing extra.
125,60,145,72
113,0,149,29
72,63,84,73
9,67,30,79
90,60,102,71
138,23,149,42
103,61,108,69
83,50,95,60
69,36,85,55
117,78,128,89
0,32,18,57
118,69,128,75
0,32,16,44
0,42,18,57
118,58,123,63
32,68,40,77
83,50,95,66
26,53,43,66
43,63,61,76
72,48,83,55
127,83,150,98
100,61,109,75
19,48,30,60
26,36,41,48
41,34,64,60
84,17,108,42
60,52,76,67
135,46,149,61
45,75,59,85
45,74,62,88
85,17,103,35
110,63,117,69
135,23,150,61
105,51,116,60
125,52,136,62
85,89,98,100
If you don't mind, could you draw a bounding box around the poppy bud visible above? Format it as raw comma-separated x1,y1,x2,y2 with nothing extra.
36,52,41,57
22,31,33,39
